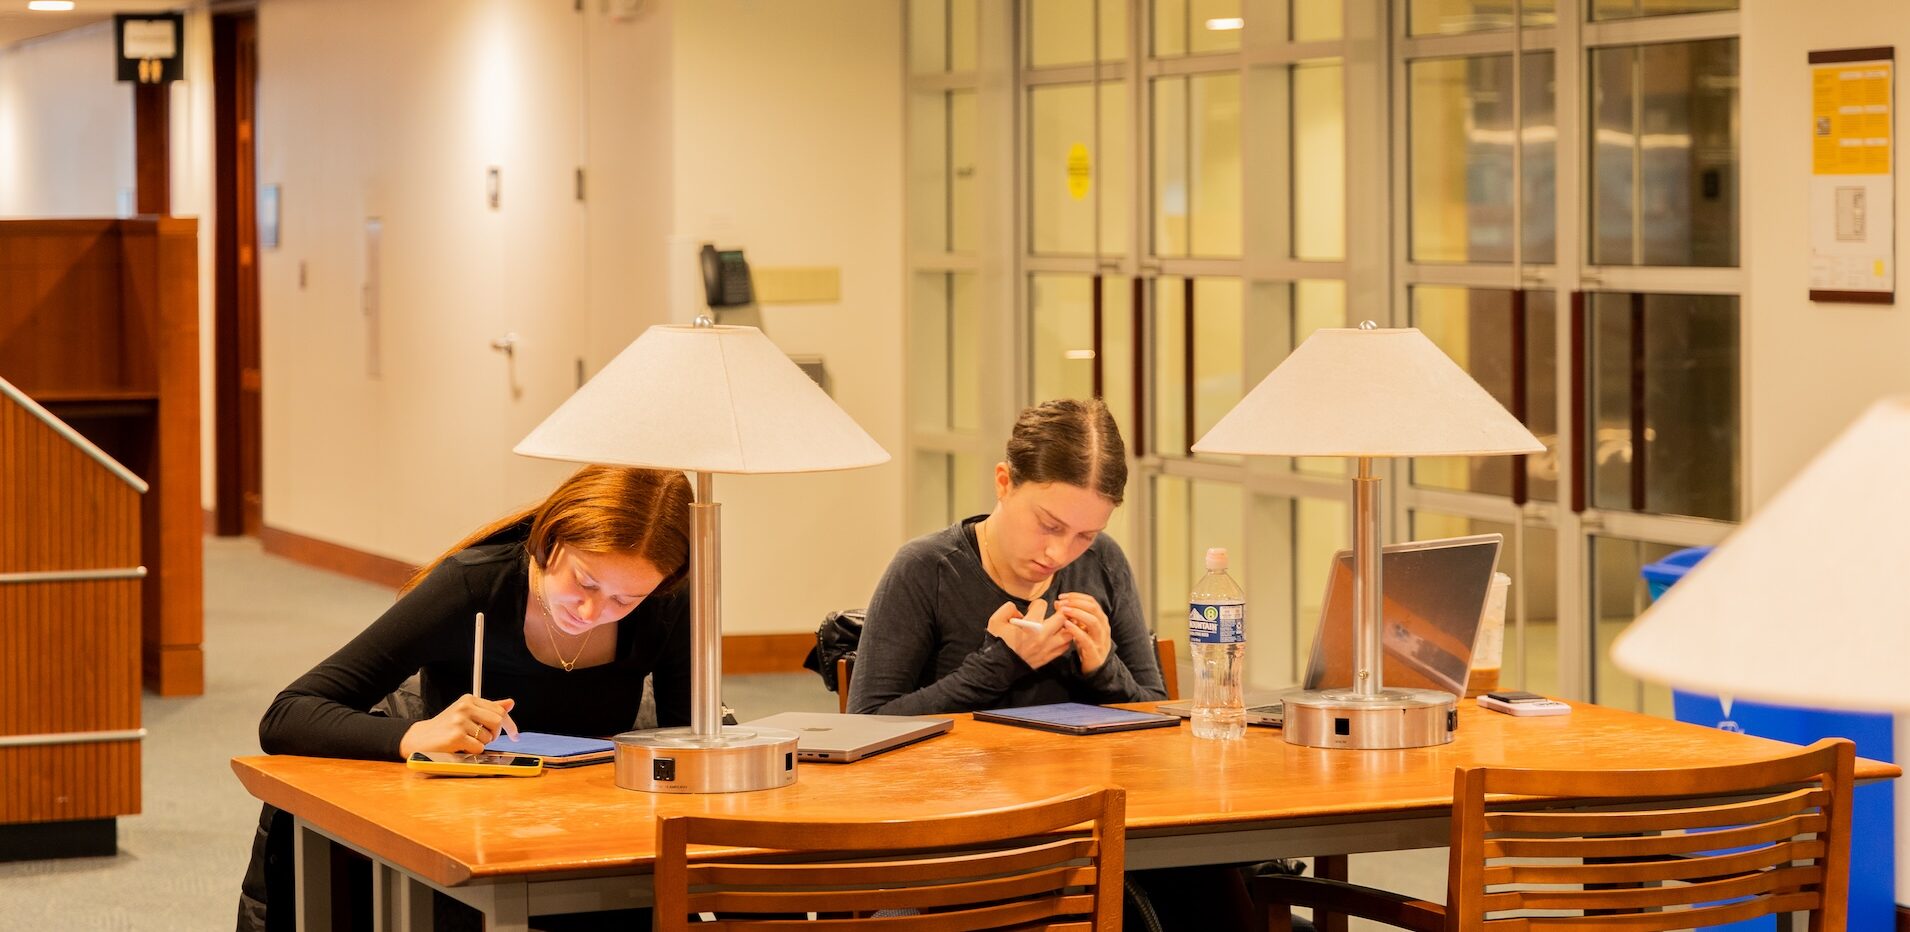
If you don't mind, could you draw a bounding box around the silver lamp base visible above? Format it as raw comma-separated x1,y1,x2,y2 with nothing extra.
1281,687,1457,750
613,725,799,793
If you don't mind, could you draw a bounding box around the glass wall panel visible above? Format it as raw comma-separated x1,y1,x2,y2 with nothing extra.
909,0,948,74
1408,0,1514,36
953,451,994,520
1291,496,1349,680
1028,0,1128,67
1591,39,1739,267
1151,475,1245,641
1410,56,1515,263
1409,286,1558,501
1031,85,1095,255
911,451,955,536
1152,0,1243,57
1291,1,1342,42
909,273,982,433
1590,536,1679,717
1588,292,1739,521
1592,0,1736,21
950,90,979,252
907,90,950,253
1152,74,1242,258
1292,61,1346,262
1030,83,1129,256
1521,52,1557,265
1152,277,1244,459
1030,274,1097,404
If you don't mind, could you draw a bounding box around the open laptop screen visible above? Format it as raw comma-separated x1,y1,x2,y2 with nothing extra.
1304,533,1502,697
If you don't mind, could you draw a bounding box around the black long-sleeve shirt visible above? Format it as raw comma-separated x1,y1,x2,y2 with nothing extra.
259,531,691,761
847,517,1166,715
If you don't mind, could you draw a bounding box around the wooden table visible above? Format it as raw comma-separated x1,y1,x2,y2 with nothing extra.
232,701,1900,931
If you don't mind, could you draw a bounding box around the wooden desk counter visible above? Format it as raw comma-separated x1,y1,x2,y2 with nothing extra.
232,700,1899,909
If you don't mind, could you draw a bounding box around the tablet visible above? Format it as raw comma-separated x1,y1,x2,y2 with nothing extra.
483,732,615,768
973,703,1182,736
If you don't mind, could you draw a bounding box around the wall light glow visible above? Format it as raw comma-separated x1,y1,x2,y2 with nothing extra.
28,2,78,11
1204,17,1243,30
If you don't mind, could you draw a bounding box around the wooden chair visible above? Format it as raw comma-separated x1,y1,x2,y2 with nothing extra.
653,785,1126,930
1255,737,1856,932
836,637,1180,713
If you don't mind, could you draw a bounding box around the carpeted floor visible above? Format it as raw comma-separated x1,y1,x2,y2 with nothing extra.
0,536,1443,931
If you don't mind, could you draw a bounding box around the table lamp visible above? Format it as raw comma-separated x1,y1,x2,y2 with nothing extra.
515,318,889,792
1191,323,1543,749
1613,397,1910,712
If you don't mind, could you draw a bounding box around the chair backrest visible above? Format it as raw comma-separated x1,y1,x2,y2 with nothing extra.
654,785,1125,931
1154,637,1178,701
1445,737,1854,931
836,639,1178,712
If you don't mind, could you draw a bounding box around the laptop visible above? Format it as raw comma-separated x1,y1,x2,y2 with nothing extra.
740,712,954,763
1159,534,1503,727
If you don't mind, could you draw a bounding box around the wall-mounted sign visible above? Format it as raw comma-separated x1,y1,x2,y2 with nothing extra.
1808,46,1894,304
115,13,184,84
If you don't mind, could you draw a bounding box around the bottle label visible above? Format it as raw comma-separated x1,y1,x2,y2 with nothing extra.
1188,602,1245,644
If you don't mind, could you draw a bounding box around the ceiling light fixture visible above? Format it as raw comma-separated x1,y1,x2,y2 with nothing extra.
28,1,77,11
1205,17,1244,30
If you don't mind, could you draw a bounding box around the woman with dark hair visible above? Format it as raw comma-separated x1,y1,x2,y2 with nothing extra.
848,398,1167,715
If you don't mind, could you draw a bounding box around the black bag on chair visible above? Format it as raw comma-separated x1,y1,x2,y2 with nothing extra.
800,609,865,693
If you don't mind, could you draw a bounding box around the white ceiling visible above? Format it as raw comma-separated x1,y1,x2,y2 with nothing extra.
0,1,185,53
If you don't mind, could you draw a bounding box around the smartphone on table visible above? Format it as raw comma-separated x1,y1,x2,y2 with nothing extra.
407,751,545,777
1477,691,1572,716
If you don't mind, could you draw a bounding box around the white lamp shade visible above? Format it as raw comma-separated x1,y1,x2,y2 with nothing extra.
1612,397,1910,712
1191,327,1543,458
515,324,890,474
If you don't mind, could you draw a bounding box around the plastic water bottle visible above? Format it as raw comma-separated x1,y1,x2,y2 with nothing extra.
1189,547,1246,740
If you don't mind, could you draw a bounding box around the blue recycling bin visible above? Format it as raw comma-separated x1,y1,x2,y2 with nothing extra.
1642,547,1895,930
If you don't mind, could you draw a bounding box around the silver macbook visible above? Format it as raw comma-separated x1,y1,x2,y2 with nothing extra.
1159,533,1502,726
740,712,953,763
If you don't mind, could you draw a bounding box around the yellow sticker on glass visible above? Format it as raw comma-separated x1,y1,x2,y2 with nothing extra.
1066,143,1091,200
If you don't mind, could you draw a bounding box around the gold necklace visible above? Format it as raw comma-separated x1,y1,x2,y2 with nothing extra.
534,563,597,672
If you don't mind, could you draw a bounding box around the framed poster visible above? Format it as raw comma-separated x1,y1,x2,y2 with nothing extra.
1808,47,1895,304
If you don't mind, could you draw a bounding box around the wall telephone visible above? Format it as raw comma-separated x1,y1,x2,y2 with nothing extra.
700,244,754,308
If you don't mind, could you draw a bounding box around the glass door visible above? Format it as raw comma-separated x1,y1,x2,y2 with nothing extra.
1393,0,1741,711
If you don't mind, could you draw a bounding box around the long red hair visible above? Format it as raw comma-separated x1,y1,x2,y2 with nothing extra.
403,465,694,594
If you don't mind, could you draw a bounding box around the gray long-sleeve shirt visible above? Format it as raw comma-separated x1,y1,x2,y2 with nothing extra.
847,517,1167,715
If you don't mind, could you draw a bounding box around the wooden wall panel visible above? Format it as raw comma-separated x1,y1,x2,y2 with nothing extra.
0,221,132,395
0,217,203,697
0,392,143,824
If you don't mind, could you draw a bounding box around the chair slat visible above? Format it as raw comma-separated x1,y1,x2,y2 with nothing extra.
1484,812,1824,859
1484,786,1824,835
1480,863,1820,912
1479,838,1826,886
1481,889,1822,931
687,837,1096,887
674,793,1109,852
683,892,1097,931
686,864,1098,913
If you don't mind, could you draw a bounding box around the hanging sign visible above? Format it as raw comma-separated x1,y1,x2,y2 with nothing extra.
115,13,184,84
1808,47,1894,304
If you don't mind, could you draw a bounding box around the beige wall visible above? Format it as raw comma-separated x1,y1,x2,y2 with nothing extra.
670,0,906,633
1740,0,1910,900
250,0,902,632
0,24,133,218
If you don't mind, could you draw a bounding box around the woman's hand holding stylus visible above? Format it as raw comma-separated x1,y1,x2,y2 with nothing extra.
399,695,519,758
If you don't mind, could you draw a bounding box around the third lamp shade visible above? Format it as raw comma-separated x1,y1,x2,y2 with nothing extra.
1612,397,1910,712
1192,327,1543,458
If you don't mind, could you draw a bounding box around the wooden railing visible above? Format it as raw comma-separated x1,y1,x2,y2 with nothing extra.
0,217,203,696
0,376,146,827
